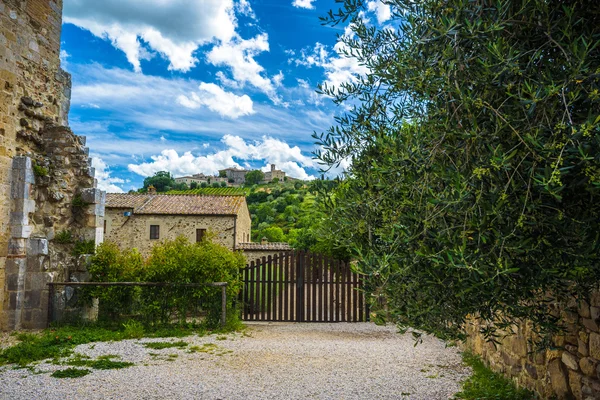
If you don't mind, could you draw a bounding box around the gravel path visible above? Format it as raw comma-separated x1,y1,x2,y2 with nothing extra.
0,323,470,400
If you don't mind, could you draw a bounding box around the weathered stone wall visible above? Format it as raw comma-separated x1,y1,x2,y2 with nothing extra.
0,0,105,330
464,292,600,399
104,209,241,257
235,202,252,247
242,250,291,264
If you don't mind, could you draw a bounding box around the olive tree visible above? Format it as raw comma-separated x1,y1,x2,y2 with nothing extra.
316,0,600,342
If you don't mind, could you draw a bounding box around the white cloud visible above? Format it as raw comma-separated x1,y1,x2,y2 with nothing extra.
293,39,369,90
64,0,237,72
92,157,125,193
177,82,254,118
206,33,281,103
60,50,70,70
127,135,316,180
367,1,391,24
292,0,316,9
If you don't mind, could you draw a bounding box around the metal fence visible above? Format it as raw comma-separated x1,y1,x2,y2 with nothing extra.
47,282,229,328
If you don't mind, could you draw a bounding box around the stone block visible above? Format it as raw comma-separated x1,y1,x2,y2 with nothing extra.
591,306,600,322
80,187,103,204
11,156,31,171
6,273,18,291
27,238,48,256
12,198,35,214
580,357,597,377
583,318,600,333
580,300,592,319
549,359,573,398
10,182,32,199
5,257,25,275
579,337,590,357
7,238,26,255
23,290,40,308
10,224,32,238
590,332,600,359
10,211,29,226
26,256,46,274
569,370,583,399
77,135,86,145
563,351,580,371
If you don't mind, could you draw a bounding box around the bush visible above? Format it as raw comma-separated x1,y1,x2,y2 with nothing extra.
72,240,95,256
54,230,73,244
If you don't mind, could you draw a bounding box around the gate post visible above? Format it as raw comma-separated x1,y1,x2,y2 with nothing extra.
296,251,304,322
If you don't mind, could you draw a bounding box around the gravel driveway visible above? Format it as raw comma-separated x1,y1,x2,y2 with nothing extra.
0,322,470,400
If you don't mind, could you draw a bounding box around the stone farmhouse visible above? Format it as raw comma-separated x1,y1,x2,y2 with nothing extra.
104,193,251,257
263,164,286,182
218,167,248,185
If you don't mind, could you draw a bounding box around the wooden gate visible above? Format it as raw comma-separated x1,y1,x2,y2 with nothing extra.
240,251,368,322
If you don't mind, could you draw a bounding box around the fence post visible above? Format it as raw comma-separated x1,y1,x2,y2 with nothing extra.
221,284,227,328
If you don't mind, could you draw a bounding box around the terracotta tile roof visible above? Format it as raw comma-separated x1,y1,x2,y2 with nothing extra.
238,242,292,251
106,194,245,216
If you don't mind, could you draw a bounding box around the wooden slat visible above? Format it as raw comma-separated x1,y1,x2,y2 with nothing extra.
278,253,283,321
285,251,290,321
267,255,272,321
358,270,364,322
318,254,323,322
291,251,297,321
261,256,267,321
329,257,334,322
339,259,345,322
243,267,248,321
249,261,255,321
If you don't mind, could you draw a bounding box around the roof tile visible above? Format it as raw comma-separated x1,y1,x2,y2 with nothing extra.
106,194,245,216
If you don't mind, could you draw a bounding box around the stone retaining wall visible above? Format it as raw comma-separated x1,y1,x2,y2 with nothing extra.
464,292,600,399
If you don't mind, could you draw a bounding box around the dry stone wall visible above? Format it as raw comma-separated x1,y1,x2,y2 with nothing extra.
464,292,600,399
0,0,104,330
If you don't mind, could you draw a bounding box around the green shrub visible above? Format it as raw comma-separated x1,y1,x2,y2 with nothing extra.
33,164,48,177
72,240,95,256
54,230,73,244
71,194,87,208
51,368,90,379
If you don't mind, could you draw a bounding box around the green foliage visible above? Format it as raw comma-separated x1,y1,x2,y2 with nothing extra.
87,242,144,319
122,320,145,339
0,325,201,367
219,170,227,178
190,181,198,189
245,170,265,185
143,341,188,349
200,182,208,188
141,171,177,193
316,0,600,342
54,230,73,244
33,164,48,177
271,178,279,184
143,236,244,328
211,182,221,188
220,181,227,187
454,353,533,399
65,354,134,370
260,226,285,242
71,194,87,208
51,368,90,379
166,187,250,196
72,240,95,256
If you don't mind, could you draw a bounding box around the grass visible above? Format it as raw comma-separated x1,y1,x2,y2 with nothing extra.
51,368,90,379
143,341,188,350
64,354,134,370
0,324,203,367
453,352,534,400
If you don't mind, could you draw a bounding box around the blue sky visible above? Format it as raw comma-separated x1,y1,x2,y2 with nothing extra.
60,0,391,192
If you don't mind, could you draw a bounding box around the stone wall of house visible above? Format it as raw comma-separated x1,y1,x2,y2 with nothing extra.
464,292,600,399
235,202,252,246
104,209,242,257
0,0,105,330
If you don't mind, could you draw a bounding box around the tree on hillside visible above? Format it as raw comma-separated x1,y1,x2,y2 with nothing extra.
317,0,600,342
141,171,176,193
245,170,265,185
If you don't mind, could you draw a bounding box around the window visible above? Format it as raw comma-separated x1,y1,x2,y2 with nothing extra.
196,229,206,243
150,225,160,240
103,219,107,234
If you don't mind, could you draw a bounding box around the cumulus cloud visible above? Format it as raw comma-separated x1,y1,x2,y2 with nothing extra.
293,38,369,89
207,33,281,103
367,1,391,24
63,0,237,72
128,135,316,180
92,157,125,193
292,0,316,9
177,83,254,118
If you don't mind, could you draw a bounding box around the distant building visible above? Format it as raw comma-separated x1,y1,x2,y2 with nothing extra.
174,173,227,186
219,167,249,185
264,164,286,182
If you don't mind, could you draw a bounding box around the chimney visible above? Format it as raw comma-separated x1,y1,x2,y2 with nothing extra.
271,164,276,172
261,236,268,245
147,185,157,195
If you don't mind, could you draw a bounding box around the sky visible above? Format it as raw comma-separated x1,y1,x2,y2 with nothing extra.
60,0,392,193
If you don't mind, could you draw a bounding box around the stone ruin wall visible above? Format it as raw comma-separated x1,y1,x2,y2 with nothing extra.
0,0,105,330
464,291,600,399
